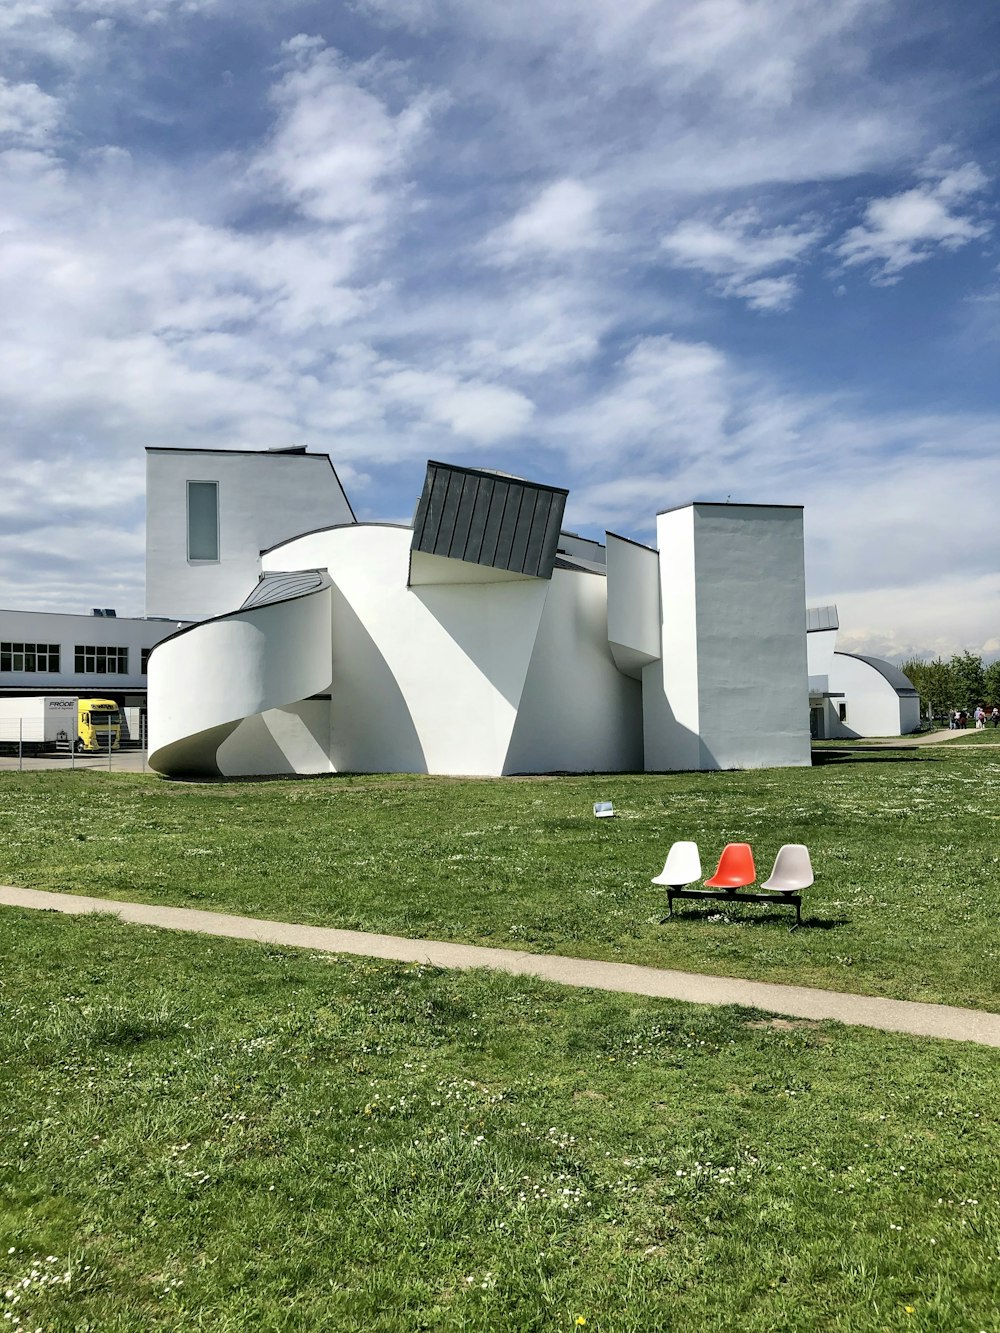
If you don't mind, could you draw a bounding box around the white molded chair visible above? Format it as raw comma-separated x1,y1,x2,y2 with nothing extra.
760,844,814,893
653,840,702,925
652,840,702,888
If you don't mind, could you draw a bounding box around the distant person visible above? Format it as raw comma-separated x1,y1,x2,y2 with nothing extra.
950,710,959,730
992,707,999,728
975,706,985,730
960,711,968,729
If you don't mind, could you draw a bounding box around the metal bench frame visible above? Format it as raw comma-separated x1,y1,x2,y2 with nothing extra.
664,886,802,930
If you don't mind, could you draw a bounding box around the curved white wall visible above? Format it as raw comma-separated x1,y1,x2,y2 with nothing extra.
504,569,642,773
147,584,333,776
265,526,549,776
826,653,920,738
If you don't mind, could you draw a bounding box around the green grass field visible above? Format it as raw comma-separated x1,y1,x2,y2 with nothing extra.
2,908,999,1332
939,728,1000,745
3,751,1000,1330
1,747,999,1008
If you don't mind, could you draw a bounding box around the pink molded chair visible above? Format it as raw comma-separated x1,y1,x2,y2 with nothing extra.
703,842,756,889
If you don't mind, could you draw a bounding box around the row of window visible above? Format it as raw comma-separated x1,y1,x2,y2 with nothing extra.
0,642,61,672
1,642,152,675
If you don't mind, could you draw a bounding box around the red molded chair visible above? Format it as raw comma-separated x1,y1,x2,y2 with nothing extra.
703,842,756,889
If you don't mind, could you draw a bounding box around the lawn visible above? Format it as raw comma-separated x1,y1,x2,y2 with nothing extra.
1,748,999,1009
2,908,999,1332
938,729,1000,746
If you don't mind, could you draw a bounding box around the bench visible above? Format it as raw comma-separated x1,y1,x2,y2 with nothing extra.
653,841,811,932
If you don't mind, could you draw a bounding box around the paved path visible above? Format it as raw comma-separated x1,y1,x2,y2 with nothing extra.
4,886,999,1048
844,728,988,748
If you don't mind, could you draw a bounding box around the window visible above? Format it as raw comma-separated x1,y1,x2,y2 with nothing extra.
141,648,152,674
187,480,219,561
838,702,848,723
74,645,129,674
1,642,60,672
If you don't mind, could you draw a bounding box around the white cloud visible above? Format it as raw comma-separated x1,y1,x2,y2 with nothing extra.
462,280,605,374
0,77,62,146
484,179,602,265
365,0,919,197
835,160,991,281
377,366,534,442
255,35,436,225
831,573,1000,663
543,333,1000,657
551,336,734,477
362,0,877,108
660,210,821,309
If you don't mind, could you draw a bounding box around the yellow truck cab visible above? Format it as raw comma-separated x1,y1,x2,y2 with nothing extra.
76,698,122,752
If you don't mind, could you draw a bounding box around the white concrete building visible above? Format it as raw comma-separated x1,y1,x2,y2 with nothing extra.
145,445,354,621
147,449,813,778
807,605,920,738
0,606,187,731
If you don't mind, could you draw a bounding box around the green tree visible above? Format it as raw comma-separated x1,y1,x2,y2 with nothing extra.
983,659,1000,708
950,650,986,712
899,656,954,718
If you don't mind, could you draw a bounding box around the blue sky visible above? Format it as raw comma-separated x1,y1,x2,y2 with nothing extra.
1,0,998,660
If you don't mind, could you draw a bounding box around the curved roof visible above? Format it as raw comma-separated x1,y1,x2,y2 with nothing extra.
835,651,918,696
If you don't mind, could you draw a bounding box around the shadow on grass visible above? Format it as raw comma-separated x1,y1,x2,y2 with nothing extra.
811,747,935,766
663,909,849,930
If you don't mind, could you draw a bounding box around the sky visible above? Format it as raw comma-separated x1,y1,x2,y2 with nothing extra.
1,0,998,661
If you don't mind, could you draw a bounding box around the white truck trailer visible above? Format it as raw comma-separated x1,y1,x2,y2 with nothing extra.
0,696,123,753
0,696,80,754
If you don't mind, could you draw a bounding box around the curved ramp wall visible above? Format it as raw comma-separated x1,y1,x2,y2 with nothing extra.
147,582,333,777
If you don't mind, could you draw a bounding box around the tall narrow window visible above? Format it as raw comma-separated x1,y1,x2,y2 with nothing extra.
187,481,219,561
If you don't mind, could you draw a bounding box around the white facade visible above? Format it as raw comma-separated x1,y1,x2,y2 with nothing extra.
145,446,355,621
644,505,811,771
807,606,920,738
146,452,816,778
0,606,184,704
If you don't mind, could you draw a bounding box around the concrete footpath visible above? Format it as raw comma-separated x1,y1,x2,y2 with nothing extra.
4,885,999,1048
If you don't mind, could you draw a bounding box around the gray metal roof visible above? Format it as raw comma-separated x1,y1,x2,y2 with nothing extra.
806,604,839,632
240,569,330,610
554,554,608,576
411,461,568,579
835,651,919,696
556,530,607,566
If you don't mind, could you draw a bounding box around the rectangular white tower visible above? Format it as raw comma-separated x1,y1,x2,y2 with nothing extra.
145,446,356,622
643,502,810,771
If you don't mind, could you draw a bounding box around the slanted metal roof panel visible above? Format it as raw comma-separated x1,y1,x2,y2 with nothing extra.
806,604,840,632
240,569,329,610
412,461,567,579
